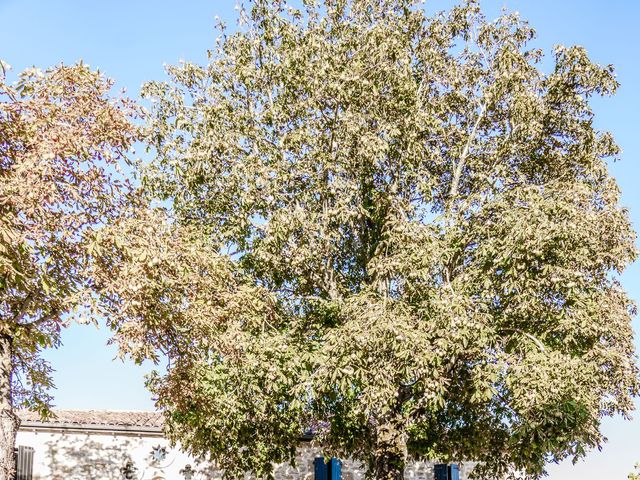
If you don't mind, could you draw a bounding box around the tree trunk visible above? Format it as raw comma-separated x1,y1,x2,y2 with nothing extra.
0,335,17,480
373,423,407,480
373,450,405,480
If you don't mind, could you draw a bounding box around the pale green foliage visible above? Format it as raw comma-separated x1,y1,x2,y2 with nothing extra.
93,1,638,478
0,63,137,413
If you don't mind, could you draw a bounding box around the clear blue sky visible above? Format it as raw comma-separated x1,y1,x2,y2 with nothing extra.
1,1,639,478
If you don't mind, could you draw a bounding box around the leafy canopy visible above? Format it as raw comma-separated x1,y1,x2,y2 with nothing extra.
0,62,137,413
93,1,638,478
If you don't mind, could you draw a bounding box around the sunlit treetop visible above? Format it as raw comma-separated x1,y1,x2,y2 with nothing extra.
93,1,638,479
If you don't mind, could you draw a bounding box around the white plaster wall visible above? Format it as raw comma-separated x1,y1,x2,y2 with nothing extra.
16,430,197,480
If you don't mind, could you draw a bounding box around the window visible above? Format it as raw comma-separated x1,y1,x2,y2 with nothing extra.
314,457,341,480
434,463,459,480
14,446,34,480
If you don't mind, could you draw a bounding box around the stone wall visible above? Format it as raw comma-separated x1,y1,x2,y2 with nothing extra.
270,444,475,480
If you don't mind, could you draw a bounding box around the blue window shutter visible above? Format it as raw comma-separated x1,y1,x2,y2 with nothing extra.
329,458,342,480
435,463,460,480
314,457,328,480
434,464,448,480
448,464,459,480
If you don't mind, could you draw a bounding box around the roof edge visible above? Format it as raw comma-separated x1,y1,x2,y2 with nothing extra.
19,420,315,442
19,420,164,437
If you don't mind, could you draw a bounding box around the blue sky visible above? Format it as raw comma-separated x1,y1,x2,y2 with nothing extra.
1,1,639,478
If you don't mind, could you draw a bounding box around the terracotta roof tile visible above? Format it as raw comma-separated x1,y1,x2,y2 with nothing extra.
18,410,163,429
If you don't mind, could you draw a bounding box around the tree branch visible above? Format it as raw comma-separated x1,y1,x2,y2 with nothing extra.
500,328,546,353
448,103,486,205
16,308,61,331
10,293,35,325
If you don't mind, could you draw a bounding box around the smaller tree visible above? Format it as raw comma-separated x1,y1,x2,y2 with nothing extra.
0,62,137,479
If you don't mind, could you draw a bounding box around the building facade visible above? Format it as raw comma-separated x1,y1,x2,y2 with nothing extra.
16,410,472,480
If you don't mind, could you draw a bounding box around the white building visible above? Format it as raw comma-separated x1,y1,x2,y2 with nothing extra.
16,410,470,480
17,410,201,479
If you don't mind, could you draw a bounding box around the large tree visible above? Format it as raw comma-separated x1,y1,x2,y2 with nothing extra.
93,1,638,478
0,62,137,479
